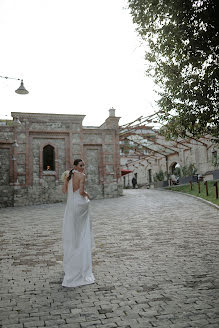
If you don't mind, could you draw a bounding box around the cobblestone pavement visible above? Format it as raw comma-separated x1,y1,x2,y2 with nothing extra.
0,189,219,328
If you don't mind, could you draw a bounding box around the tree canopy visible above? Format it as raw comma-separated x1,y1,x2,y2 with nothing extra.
127,0,219,140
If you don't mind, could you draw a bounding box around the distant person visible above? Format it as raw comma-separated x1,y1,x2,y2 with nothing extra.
132,176,137,189
198,174,203,181
170,174,179,185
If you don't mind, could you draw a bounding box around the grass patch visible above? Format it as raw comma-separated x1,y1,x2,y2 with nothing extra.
167,180,219,206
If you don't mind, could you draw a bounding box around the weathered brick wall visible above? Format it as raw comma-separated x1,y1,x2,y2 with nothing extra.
0,125,14,207
0,148,10,184
0,147,14,207
0,111,122,207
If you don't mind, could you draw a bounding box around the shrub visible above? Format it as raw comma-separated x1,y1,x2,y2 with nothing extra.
154,170,165,181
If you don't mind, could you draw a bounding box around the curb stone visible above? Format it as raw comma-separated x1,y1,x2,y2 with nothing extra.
159,188,219,210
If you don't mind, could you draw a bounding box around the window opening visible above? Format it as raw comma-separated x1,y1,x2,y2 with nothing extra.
148,169,152,183
43,145,55,171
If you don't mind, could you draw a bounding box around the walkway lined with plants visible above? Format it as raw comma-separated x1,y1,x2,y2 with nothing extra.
1,189,218,328
154,163,198,183
167,180,219,206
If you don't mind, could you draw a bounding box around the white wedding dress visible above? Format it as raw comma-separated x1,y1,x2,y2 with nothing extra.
62,177,95,287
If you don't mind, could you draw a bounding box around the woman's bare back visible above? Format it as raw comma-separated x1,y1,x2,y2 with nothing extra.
72,171,84,192
62,169,89,199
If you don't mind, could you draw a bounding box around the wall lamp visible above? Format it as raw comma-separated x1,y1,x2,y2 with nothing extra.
0,75,29,94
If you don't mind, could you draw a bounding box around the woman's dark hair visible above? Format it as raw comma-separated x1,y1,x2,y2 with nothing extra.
74,159,83,166
67,159,83,181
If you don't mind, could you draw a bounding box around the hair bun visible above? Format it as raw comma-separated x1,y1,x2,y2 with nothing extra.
73,159,83,166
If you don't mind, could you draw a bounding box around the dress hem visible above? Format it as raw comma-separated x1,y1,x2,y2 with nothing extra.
62,279,95,288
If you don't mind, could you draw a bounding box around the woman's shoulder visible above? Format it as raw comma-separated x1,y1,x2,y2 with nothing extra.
74,171,85,178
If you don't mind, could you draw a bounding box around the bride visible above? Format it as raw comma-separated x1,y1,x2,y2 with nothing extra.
61,159,95,287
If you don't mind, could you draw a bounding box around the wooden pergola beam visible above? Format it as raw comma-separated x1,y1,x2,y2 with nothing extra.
127,138,168,157
147,136,178,153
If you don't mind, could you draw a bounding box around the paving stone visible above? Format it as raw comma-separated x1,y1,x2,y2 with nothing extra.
2,325,23,328
96,324,117,328
1,319,19,325
166,323,192,328
80,320,102,327
59,325,80,328
189,319,210,327
0,189,218,328
23,321,45,327
98,308,113,314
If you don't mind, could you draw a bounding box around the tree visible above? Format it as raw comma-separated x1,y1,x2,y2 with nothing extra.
127,0,219,140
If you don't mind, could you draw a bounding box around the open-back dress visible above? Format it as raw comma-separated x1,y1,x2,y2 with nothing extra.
62,174,95,287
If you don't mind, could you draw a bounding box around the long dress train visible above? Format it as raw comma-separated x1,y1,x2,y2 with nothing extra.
62,177,95,287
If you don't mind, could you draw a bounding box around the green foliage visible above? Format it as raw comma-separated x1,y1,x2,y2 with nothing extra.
181,164,197,176
212,151,219,167
0,119,13,126
167,180,219,205
154,169,165,181
173,167,181,177
127,0,219,140
212,156,219,167
164,171,170,179
154,170,170,181
123,139,131,154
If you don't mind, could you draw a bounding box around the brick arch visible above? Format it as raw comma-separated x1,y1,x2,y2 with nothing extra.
39,142,59,180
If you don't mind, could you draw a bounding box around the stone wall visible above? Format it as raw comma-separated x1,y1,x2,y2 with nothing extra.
0,110,122,207
121,133,219,188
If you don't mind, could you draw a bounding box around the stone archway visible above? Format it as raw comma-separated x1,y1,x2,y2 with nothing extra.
169,162,177,174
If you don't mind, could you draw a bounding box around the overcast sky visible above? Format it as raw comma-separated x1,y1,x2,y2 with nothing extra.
0,0,157,126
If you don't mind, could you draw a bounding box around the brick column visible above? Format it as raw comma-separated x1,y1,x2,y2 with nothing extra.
13,126,18,184
25,121,30,186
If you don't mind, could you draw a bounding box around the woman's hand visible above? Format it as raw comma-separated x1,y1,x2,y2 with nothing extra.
81,191,90,199
79,173,90,199
85,192,90,200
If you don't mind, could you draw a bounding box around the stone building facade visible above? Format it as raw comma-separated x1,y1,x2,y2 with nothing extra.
0,109,122,207
120,125,219,188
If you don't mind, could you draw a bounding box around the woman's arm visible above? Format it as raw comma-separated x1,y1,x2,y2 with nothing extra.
79,174,90,199
62,177,68,193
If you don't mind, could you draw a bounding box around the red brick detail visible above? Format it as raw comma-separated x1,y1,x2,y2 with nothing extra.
13,126,18,184
40,142,59,181
80,126,83,162
69,132,72,168
25,122,29,186
65,136,70,170
102,132,106,182
29,135,66,185
115,130,121,179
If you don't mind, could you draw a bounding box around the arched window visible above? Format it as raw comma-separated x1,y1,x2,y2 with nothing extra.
43,145,55,171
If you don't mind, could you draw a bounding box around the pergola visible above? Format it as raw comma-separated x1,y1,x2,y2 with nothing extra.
119,112,210,175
